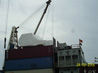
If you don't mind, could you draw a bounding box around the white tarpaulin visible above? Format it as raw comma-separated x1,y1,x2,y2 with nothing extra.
19,33,53,46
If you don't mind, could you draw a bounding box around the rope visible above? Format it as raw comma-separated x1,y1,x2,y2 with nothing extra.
51,3,55,38
41,2,55,40
0,0,1,7
42,6,50,40
0,32,4,39
46,3,55,40
18,3,45,28
5,0,10,37
4,0,10,49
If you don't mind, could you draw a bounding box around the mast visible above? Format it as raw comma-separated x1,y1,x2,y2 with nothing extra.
34,0,51,35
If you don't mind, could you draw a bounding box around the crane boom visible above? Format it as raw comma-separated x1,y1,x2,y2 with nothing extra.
34,0,51,35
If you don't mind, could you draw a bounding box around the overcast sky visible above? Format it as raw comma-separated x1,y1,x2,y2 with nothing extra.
0,0,98,70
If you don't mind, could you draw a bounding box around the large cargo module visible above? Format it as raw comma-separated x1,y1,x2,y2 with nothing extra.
5,69,54,73
5,57,53,70
6,45,53,60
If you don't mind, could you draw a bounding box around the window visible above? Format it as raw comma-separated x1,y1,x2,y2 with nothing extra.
59,56,64,61
66,56,71,65
72,55,78,59
60,51,63,54
66,56,71,60
78,50,80,54
72,55,78,64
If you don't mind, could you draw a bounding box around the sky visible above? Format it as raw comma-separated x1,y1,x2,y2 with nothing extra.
0,0,98,69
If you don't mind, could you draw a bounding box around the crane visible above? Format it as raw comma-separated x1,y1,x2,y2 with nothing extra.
34,0,51,35
7,0,52,50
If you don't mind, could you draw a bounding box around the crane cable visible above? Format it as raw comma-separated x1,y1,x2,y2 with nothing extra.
34,0,51,35
4,0,10,49
46,3,55,40
51,3,55,38
42,2,55,40
18,3,45,29
39,1,54,40
42,6,50,40
47,3,55,40
0,0,1,6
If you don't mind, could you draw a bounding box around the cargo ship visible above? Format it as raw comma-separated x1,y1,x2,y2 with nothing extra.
3,0,55,73
1,0,98,73
3,31,98,73
4,33,55,73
